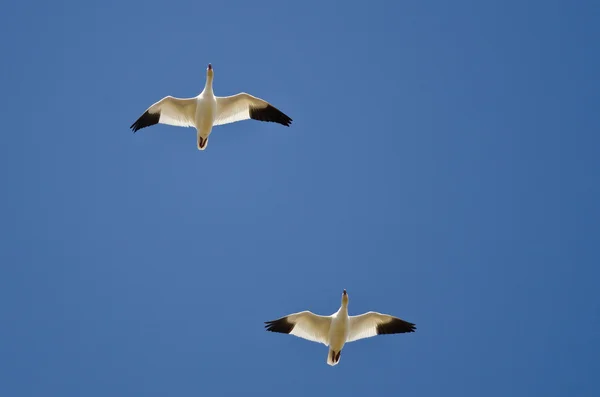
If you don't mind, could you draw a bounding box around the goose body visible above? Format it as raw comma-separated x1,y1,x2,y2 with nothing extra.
130,64,292,150
265,290,416,366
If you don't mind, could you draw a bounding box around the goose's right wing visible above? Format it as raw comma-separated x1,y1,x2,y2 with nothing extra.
130,96,197,132
265,311,331,345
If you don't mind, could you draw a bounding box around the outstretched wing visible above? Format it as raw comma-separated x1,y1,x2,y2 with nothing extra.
130,96,197,132
265,311,331,345
214,93,292,127
347,312,416,343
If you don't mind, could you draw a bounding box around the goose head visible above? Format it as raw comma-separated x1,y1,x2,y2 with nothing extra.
341,289,349,306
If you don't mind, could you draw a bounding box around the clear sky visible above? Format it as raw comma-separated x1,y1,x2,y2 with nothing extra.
1,1,599,396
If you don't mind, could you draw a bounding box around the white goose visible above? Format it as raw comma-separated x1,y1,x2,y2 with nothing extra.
130,64,292,150
265,289,416,366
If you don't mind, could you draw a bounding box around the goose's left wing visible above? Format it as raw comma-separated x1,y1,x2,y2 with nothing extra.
347,312,416,343
214,93,292,127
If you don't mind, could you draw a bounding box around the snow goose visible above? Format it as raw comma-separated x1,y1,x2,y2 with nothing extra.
265,289,416,366
130,64,292,150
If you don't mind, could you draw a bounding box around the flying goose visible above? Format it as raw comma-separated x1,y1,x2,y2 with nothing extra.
130,64,292,150
265,290,416,366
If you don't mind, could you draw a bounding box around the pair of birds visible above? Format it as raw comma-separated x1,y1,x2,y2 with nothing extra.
130,65,417,366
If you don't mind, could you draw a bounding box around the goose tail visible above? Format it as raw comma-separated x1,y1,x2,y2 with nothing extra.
327,349,342,366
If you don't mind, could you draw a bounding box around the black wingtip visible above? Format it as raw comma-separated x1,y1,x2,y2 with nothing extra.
264,317,295,334
130,110,160,133
250,104,293,127
376,318,416,335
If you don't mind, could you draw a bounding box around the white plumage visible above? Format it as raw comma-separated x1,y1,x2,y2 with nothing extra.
130,64,292,150
265,290,416,366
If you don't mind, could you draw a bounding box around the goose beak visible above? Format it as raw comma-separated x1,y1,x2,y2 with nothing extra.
343,289,347,296
207,63,212,70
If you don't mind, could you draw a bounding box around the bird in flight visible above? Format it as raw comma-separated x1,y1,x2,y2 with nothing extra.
265,289,416,366
130,64,292,150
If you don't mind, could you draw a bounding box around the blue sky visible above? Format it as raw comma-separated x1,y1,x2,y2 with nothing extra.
1,0,599,396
